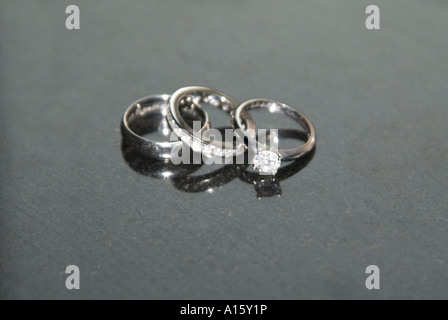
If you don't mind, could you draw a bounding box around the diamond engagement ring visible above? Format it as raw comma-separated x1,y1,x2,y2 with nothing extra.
238,129,316,197
121,94,207,160
233,99,316,175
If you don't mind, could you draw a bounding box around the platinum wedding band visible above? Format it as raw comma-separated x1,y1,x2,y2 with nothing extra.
121,94,207,160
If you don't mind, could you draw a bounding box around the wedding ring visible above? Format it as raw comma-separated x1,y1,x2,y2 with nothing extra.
121,94,207,160
167,86,256,158
233,99,316,175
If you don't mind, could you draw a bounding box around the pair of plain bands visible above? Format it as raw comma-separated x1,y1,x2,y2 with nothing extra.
121,87,316,161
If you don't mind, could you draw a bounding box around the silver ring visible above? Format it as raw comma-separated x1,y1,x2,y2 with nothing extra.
233,99,316,174
238,129,316,197
121,94,207,160
167,86,256,158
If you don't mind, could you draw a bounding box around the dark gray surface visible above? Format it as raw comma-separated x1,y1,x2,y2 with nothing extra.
1,0,447,299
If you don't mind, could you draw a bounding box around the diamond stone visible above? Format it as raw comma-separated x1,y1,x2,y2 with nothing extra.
253,150,281,175
202,145,213,158
213,148,223,157
224,149,233,158
191,140,202,152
